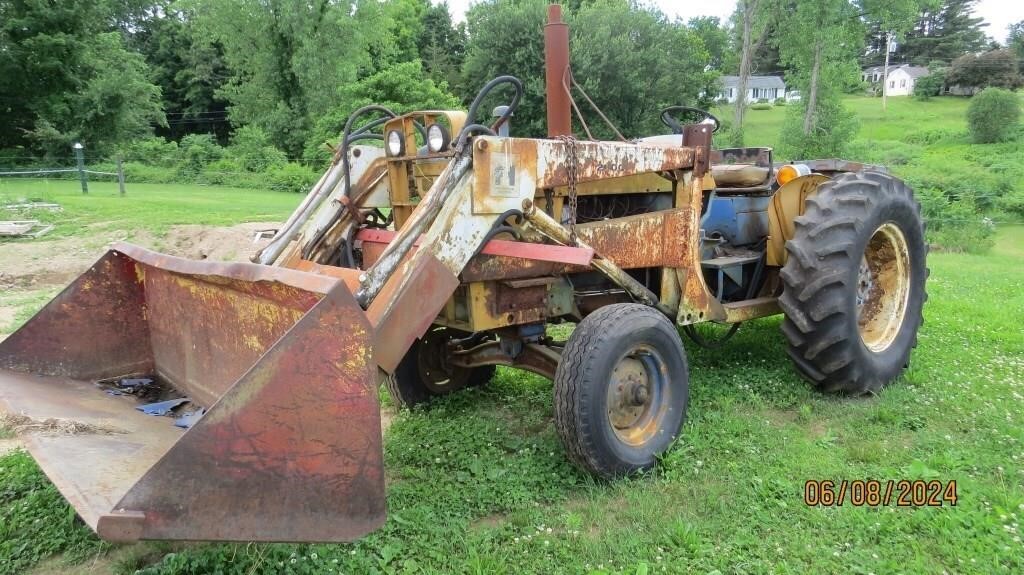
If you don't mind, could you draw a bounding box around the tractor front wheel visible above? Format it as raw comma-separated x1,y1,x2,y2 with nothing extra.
385,328,496,409
554,304,689,478
779,171,928,395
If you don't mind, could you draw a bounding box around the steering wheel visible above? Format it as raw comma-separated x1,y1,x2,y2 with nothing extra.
660,106,720,134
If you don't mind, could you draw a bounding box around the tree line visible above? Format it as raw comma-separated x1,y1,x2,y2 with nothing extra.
1,0,1020,171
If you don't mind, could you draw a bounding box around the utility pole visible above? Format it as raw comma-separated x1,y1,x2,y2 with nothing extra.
73,142,88,194
882,31,891,112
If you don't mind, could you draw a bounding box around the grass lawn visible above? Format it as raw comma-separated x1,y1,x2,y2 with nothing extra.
0,179,302,239
1,208,1023,572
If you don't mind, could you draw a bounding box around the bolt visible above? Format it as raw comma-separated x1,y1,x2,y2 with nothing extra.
358,274,368,284
478,140,489,150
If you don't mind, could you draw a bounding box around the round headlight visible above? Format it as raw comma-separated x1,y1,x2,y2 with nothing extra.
426,123,450,153
386,130,405,157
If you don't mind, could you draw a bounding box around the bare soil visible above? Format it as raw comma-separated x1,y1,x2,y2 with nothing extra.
0,222,278,290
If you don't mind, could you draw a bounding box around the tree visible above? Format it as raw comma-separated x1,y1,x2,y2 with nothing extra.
0,1,165,156
418,2,468,94
858,0,938,110
947,49,1023,92
913,70,945,99
186,0,384,156
306,60,460,160
688,16,729,71
777,0,861,158
894,0,988,65
732,0,776,145
462,0,716,139
1008,20,1024,72
966,88,1020,143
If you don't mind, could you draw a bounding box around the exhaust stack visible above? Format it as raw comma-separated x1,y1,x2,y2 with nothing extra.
544,4,571,137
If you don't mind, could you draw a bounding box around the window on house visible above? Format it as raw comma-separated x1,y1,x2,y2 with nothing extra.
874,74,879,82
890,80,895,88
900,79,906,87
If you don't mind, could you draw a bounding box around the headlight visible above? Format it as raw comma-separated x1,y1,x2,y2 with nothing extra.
426,123,450,153
386,130,405,157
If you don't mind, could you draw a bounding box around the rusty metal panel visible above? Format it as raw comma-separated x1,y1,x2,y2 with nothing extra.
0,243,386,543
575,209,689,269
0,250,152,380
367,253,460,374
110,280,384,542
471,137,695,214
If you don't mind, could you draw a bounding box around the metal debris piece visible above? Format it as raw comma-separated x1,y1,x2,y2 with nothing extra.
136,398,190,416
119,377,153,388
0,220,53,238
173,408,205,429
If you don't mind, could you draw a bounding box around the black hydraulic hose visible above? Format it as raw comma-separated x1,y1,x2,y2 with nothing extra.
466,75,523,132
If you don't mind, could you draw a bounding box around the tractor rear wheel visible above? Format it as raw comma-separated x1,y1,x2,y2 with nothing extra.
385,328,496,409
554,304,689,478
779,172,927,395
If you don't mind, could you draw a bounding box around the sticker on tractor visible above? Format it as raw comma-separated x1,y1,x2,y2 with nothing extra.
491,152,520,197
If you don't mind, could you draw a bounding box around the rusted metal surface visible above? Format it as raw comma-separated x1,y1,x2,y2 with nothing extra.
449,341,561,380
856,222,911,352
544,4,571,137
681,124,713,178
471,137,694,215
0,243,387,542
367,253,460,374
357,228,594,266
521,199,673,317
0,250,152,380
575,209,688,269
722,296,781,323
675,176,727,325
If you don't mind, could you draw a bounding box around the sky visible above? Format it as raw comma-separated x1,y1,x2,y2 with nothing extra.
440,0,1024,43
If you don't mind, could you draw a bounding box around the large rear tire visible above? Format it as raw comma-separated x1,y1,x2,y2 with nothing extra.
385,328,496,409
779,171,927,395
554,304,689,478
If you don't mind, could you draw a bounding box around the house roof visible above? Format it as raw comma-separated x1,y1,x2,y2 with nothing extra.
720,75,786,90
862,64,930,78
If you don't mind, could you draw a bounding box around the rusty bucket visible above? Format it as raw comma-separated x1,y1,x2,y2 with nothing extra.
0,243,385,542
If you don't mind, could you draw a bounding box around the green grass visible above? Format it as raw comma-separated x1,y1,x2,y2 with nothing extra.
2,229,1022,573
0,179,302,239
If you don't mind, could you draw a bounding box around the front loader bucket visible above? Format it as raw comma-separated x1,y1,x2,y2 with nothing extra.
0,243,385,542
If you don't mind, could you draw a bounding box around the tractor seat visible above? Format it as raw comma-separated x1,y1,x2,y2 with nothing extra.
710,164,770,188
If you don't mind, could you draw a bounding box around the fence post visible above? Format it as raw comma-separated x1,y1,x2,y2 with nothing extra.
73,142,88,194
117,156,126,196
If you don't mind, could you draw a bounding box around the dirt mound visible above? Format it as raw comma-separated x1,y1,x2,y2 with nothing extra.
159,222,277,262
0,222,279,290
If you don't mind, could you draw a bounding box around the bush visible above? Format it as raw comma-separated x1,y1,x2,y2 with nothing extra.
773,97,787,106
916,188,996,252
177,134,224,176
266,162,317,193
913,72,944,100
756,98,769,104
966,88,1021,143
750,103,773,110
122,137,179,167
226,126,288,172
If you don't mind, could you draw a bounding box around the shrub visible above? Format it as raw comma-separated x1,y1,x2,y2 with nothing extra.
226,126,288,172
773,97,787,106
756,98,769,104
750,103,773,110
998,189,1024,218
966,88,1021,143
913,72,944,100
916,188,995,253
122,137,179,167
176,134,224,177
266,162,317,193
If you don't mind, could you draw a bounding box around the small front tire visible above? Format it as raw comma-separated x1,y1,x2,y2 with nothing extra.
554,304,689,478
385,328,496,409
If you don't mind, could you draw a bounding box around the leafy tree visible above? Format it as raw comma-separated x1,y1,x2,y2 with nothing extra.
966,88,1020,143
186,0,381,156
1010,20,1024,70
305,60,460,160
857,0,938,110
913,71,945,99
776,0,861,158
126,2,230,142
947,49,1024,92
688,16,730,71
418,1,467,93
0,0,165,156
462,0,550,136
893,0,988,65
731,0,778,145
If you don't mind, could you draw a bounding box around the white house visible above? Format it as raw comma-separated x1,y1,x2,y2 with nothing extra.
861,64,929,97
718,75,787,103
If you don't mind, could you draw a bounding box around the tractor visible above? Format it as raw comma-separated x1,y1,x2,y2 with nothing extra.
0,4,926,543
